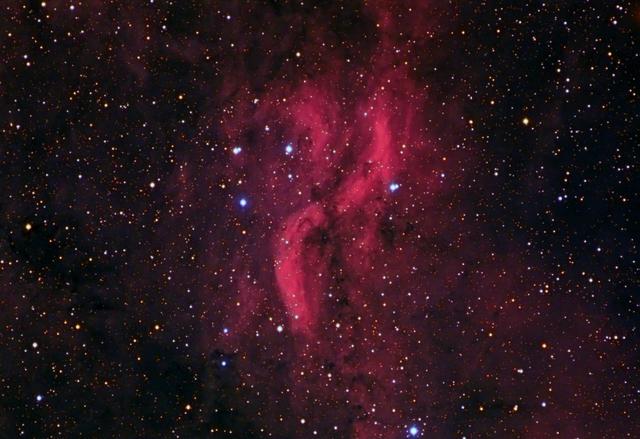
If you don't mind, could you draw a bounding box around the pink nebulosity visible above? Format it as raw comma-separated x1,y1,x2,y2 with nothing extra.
197,0,464,435
274,203,327,334
180,2,637,438
273,84,424,336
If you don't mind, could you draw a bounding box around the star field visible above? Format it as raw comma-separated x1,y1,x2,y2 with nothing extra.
0,1,639,438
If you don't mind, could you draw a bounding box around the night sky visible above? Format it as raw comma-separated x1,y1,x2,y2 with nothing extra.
1,1,639,438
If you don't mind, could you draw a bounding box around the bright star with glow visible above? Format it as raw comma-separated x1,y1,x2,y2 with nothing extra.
389,182,400,192
409,426,419,436
232,146,242,155
221,360,227,367
285,143,293,155
36,395,43,402
239,198,248,207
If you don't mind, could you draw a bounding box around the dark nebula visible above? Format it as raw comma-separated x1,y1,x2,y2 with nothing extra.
0,1,638,438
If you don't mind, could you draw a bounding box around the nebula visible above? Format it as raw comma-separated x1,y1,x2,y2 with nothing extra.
0,0,637,438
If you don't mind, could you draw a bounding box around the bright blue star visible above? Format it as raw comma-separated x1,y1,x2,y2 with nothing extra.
409,426,419,436
223,327,229,334
389,182,400,192
221,360,227,367
239,198,247,207
36,395,43,402
232,146,242,155
285,143,293,155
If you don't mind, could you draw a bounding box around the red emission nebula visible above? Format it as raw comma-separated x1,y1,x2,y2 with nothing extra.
0,0,638,438
192,2,637,439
